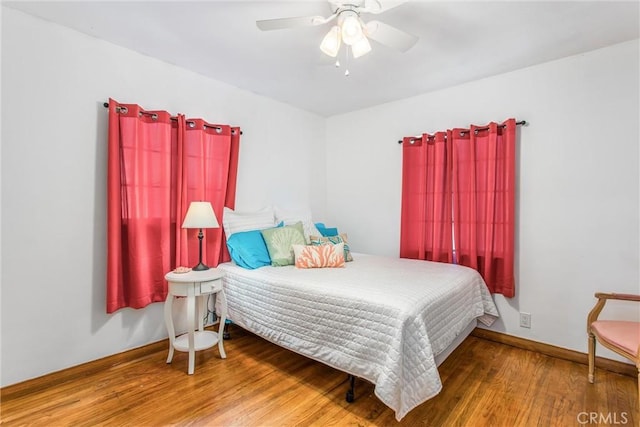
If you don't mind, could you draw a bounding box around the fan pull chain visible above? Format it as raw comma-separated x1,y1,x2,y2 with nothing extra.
332,44,352,77
345,46,350,77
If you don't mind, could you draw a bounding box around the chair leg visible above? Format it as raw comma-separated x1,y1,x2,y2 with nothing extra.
588,333,596,383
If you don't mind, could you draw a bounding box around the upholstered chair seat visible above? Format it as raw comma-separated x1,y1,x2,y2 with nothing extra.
587,293,640,405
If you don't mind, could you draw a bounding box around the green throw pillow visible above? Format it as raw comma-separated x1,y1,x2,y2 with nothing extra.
261,222,306,266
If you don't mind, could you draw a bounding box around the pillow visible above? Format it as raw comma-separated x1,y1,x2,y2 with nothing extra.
293,242,345,268
315,222,339,237
261,222,306,266
222,206,275,238
226,223,283,269
274,206,322,244
309,233,353,262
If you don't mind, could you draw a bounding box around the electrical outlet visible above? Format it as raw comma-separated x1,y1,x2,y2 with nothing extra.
520,312,531,328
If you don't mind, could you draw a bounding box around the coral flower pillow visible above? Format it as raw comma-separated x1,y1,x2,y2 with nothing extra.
292,243,345,269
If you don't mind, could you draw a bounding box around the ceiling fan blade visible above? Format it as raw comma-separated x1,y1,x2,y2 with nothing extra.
362,0,408,14
365,20,418,52
256,14,334,31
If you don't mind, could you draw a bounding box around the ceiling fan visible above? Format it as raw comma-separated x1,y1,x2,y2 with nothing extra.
256,0,418,60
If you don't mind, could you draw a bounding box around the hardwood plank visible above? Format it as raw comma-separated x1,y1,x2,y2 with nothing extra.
1,326,637,426
471,327,637,378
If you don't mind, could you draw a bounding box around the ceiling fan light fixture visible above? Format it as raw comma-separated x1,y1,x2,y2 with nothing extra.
257,1,419,67
340,11,364,45
351,36,372,58
320,25,341,57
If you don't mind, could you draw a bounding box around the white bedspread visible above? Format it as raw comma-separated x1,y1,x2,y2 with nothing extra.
217,253,499,420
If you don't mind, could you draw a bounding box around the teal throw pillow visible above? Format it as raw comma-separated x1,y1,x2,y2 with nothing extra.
226,222,284,269
315,222,339,237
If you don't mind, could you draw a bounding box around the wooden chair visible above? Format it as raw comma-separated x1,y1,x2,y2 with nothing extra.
587,292,640,403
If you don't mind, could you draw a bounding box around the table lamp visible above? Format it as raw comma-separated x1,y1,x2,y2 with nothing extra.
181,201,219,271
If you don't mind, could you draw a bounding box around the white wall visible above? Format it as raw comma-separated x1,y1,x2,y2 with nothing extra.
2,7,637,388
326,39,640,362
0,8,326,387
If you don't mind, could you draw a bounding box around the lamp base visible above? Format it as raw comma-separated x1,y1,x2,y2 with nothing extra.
192,262,210,271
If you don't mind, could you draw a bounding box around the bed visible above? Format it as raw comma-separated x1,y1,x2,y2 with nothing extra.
217,252,499,420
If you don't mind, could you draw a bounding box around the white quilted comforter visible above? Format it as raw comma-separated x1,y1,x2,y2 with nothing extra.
217,253,499,420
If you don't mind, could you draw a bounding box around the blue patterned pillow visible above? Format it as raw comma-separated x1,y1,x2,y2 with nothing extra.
310,233,353,262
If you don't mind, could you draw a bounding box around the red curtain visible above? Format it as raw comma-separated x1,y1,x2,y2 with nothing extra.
175,117,238,268
222,125,240,263
451,119,516,297
400,119,517,297
400,132,452,263
107,99,241,313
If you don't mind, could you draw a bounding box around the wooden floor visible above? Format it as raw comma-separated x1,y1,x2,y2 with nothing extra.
1,326,637,426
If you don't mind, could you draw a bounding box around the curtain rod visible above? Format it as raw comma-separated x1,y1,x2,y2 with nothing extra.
103,102,242,135
397,120,527,144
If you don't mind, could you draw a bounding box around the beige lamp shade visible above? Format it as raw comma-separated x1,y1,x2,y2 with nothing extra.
340,12,364,46
181,202,219,229
351,36,372,58
320,25,341,57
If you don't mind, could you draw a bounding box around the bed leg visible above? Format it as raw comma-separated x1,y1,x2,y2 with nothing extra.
223,319,231,340
346,374,355,403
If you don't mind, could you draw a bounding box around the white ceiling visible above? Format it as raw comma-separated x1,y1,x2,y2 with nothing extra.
5,1,639,117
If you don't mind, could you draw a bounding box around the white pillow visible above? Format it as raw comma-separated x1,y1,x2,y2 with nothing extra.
274,206,322,244
222,206,276,238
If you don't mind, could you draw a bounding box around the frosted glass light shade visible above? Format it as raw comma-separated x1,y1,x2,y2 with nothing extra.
351,36,372,58
340,12,364,45
320,25,341,57
181,201,219,229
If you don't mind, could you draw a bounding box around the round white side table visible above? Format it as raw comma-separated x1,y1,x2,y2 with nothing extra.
164,268,227,374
